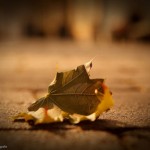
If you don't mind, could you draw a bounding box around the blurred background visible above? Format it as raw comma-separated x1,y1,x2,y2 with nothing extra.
0,0,150,42
0,0,150,94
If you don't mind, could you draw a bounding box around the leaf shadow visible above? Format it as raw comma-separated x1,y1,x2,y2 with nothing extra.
29,119,147,136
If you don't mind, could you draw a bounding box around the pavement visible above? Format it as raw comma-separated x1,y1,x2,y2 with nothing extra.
0,39,150,150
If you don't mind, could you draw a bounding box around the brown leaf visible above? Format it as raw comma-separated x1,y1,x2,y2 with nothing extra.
14,60,114,124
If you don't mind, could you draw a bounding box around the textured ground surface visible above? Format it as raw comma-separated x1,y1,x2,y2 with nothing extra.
0,39,150,150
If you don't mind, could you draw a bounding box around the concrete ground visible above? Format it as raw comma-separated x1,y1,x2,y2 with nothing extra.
0,39,150,150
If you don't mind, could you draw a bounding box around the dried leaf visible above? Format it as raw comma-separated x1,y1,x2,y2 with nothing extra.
14,60,114,125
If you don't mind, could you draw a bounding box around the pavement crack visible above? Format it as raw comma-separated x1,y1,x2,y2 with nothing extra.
13,87,46,99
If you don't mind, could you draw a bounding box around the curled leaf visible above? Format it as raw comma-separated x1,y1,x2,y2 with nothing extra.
14,60,114,125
